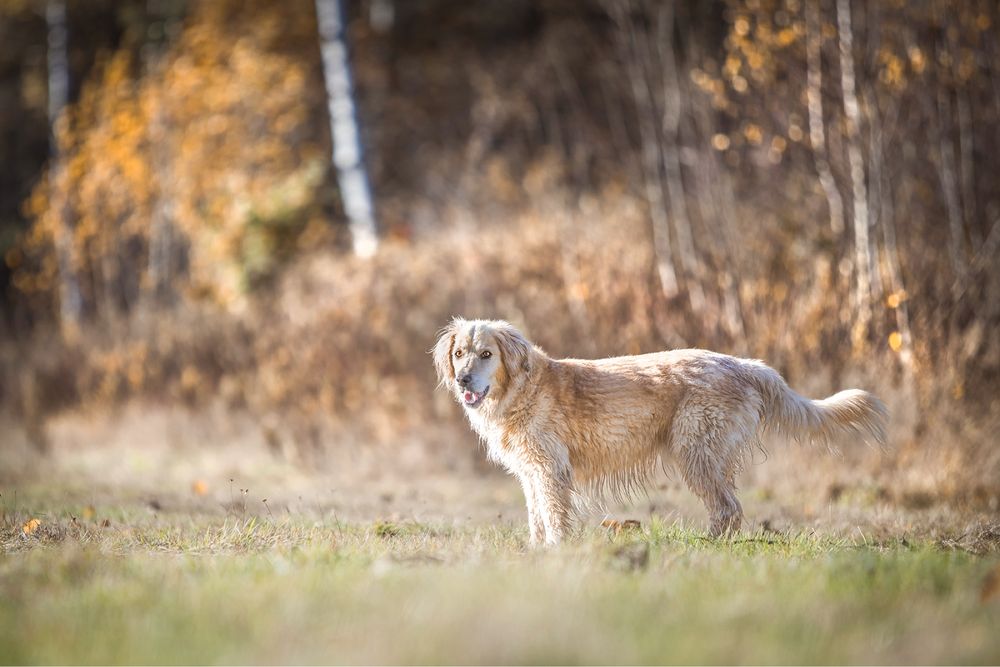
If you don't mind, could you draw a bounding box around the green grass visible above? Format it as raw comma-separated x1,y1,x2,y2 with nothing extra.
1,496,999,665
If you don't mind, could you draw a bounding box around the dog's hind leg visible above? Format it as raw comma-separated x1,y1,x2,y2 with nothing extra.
680,451,743,537
671,400,746,537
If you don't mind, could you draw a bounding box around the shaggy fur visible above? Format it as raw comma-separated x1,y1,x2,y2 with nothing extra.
433,318,888,545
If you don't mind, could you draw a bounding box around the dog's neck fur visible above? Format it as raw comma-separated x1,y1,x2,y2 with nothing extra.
463,348,548,456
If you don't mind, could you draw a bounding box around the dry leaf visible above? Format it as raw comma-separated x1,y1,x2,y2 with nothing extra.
981,564,1000,603
192,480,208,496
601,518,642,535
22,518,40,535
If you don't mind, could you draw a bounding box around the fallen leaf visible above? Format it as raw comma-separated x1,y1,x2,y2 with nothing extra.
601,518,642,535
981,564,1000,603
22,518,40,535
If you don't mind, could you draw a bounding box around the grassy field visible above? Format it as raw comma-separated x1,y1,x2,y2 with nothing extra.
3,484,999,665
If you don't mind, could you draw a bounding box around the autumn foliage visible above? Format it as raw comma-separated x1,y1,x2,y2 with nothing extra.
16,0,331,313
1,0,998,506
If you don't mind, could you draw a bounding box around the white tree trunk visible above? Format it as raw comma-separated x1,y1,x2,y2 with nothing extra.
836,0,874,333
144,0,183,306
656,2,704,313
46,0,82,329
612,1,679,300
805,0,845,238
315,0,378,257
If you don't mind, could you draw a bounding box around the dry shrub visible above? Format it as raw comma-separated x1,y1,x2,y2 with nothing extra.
5,192,997,508
3,0,999,508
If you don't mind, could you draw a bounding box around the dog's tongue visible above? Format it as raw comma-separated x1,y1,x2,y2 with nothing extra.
464,390,476,403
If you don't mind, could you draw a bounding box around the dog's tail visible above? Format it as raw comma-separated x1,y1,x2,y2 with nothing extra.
744,361,888,449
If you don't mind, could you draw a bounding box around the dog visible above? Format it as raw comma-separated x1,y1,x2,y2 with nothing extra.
433,318,887,545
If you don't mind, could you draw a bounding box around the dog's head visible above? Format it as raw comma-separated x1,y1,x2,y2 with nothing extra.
432,318,533,410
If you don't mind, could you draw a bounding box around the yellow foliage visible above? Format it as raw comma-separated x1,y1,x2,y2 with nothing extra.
22,518,41,535
712,133,731,151
886,290,908,309
16,0,329,311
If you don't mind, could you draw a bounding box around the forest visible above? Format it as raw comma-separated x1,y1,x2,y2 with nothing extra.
2,0,997,499
1,0,999,663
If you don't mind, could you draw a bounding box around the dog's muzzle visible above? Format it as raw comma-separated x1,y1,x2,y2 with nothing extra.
461,385,489,408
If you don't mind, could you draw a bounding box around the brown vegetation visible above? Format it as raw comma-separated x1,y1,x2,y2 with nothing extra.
1,0,998,509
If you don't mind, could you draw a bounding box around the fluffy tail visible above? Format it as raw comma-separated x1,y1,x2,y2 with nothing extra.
745,362,888,448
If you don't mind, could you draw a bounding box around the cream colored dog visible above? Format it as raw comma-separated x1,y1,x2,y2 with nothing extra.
433,318,887,545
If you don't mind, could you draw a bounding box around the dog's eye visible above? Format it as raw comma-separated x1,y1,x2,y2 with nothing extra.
454,349,463,358
480,351,492,359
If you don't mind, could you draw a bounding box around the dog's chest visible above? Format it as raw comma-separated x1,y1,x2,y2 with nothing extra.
465,408,539,472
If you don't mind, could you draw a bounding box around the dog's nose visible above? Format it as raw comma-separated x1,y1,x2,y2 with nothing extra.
458,374,472,387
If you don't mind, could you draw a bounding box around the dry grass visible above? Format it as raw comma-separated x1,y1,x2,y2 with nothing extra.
3,409,1000,664
2,476,999,664
5,199,998,510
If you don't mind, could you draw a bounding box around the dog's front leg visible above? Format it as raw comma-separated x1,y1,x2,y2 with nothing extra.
530,463,573,546
518,474,545,546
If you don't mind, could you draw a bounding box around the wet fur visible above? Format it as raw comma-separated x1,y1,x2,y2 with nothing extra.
433,318,888,545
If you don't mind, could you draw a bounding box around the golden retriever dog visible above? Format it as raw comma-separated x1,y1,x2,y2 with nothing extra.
433,318,888,546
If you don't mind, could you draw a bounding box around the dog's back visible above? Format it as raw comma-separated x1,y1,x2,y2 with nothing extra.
551,349,887,534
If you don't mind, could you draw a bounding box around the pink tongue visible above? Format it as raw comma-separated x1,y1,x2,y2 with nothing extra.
464,390,475,402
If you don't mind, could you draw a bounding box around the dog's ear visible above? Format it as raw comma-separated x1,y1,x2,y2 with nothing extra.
432,321,459,387
493,322,532,379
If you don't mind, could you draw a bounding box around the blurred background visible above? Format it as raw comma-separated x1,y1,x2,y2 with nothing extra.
0,0,998,515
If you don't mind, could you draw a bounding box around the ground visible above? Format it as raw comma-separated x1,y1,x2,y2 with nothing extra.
2,410,999,664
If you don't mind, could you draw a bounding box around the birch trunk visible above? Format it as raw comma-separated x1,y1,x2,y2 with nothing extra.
657,2,704,313
836,0,874,334
46,0,83,331
610,0,679,300
144,0,183,307
805,0,845,238
315,0,378,258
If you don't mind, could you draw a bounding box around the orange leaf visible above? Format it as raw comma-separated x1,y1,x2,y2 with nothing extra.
981,564,1000,603
22,518,41,535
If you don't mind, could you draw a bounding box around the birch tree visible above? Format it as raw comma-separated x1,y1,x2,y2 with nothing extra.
656,2,704,313
805,0,845,238
315,0,378,258
145,0,184,306
607,0,710,313
46,0,82,330
608,0,679,301
835,0,874,334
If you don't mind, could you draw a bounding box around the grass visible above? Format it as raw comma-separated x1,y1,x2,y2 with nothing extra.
2,491,999,665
